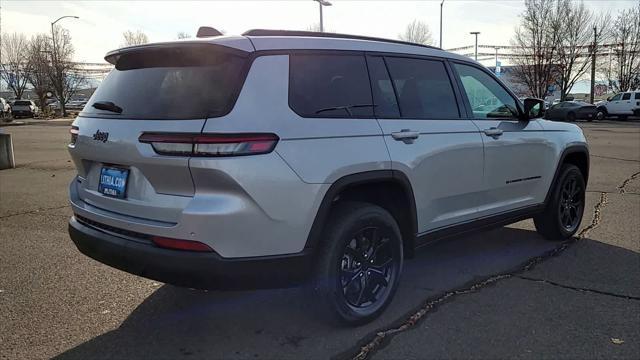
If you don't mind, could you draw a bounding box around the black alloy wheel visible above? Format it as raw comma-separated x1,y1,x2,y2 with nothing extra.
557,175,584,233
312,201,403,325
340,226,397,311
534,164,586,241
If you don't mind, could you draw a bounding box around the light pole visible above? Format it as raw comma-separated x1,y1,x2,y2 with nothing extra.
51,16,79,59
470,31,480,61
440,0,444,48
313,0,332,32
50,15,79,116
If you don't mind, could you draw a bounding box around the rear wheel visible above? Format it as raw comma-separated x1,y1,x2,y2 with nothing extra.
311,201,403,325
596,107,607,120
534,164,585,241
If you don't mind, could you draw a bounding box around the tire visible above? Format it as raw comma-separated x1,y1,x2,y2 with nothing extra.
596,107,607,120
566,112,576,122
311,201,403,325
619,115,628,121
534,164,586,241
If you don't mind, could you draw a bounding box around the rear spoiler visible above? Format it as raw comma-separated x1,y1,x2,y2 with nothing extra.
104,40,252,65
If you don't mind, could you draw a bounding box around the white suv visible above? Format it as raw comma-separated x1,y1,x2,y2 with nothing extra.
68,29,589,325
596,90,640,119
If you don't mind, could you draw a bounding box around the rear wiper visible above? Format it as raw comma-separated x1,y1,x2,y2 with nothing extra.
315,104,376,116
92,101,123,114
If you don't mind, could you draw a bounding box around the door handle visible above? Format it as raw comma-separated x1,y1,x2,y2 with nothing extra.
483,127,503,138
391,129,420,144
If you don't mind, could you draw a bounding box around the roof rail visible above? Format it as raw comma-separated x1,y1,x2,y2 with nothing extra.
242,29,441,50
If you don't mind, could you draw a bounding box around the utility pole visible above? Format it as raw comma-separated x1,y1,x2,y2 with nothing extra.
440,0,444,48
470,32,480,61
590,26,597,104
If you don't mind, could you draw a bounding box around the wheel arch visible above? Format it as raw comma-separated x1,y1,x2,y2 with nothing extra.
545,145,590,205
304,170,418,258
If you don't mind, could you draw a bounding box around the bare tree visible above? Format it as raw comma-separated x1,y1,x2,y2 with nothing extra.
0,32,31,99
177,32,191,39
49,25,86,117
398,20,434,46
609,5,640,92
510,0,563,98
554,1,610,100
25,34,52,109
122,30,149,46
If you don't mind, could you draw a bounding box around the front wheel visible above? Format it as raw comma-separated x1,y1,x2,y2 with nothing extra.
534,164,586,241
311,201,403,325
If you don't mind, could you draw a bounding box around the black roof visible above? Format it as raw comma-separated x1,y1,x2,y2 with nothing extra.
242,29,441,50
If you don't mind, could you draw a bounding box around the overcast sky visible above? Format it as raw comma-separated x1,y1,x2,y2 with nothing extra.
1,0,637,64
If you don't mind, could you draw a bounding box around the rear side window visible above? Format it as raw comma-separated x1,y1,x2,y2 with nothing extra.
289,54,374,118
384,57,459,119
635,93,640,100
622,93,631,100
82,45,248,119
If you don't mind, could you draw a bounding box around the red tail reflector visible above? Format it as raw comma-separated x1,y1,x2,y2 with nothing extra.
151,236,213,252
139,133,279,157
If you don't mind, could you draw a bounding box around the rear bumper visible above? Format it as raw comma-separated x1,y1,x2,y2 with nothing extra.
69,216,314,290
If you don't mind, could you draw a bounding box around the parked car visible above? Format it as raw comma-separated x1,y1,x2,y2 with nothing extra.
66,100,88,111
67,29,589,325
11,100,39,118
596,91,640,120
0,97,11,119
544,101,597,122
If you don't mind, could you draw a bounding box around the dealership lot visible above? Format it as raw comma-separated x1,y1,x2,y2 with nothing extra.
0,120,638,360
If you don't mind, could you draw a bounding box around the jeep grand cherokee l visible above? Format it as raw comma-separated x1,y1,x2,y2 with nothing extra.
68,29,589,325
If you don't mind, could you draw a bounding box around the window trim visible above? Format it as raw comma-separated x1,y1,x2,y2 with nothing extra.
448,59,525,121
287,50,377,119
363,55,401,118
365,52,465,120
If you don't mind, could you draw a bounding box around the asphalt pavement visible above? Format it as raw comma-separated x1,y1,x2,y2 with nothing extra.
0,119,638,360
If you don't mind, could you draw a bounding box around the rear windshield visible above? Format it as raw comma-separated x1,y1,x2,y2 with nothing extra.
14,101,31,106
81,45,248,120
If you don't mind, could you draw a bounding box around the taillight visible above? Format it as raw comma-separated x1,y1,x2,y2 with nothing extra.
151,236,213,252
139,133,279,157
69,126,79,145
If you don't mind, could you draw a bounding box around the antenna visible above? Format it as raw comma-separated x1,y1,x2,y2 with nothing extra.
196,26,223,38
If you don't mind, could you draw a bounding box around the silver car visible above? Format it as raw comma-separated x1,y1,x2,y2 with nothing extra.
68,29,589,325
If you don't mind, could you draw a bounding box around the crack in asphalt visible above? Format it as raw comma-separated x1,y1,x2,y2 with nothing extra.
346,192,609,360
618,171,640,194
0,205,70,220
515,275,640,301
591,154,640,163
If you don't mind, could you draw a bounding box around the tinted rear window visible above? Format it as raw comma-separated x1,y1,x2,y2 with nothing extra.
14,101,31,106
385,57,459,119
289,54,374,118
82,45,248,119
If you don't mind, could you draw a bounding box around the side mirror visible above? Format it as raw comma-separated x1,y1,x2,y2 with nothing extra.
606,96,611,101
522,98,544,120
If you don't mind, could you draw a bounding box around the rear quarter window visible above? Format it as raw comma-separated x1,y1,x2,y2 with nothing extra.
81,44,248,120
289,53,374,118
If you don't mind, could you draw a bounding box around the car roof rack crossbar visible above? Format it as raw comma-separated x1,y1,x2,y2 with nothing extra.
242,29,441,50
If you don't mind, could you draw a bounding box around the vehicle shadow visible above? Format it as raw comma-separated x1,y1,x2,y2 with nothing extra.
53,226,638,360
